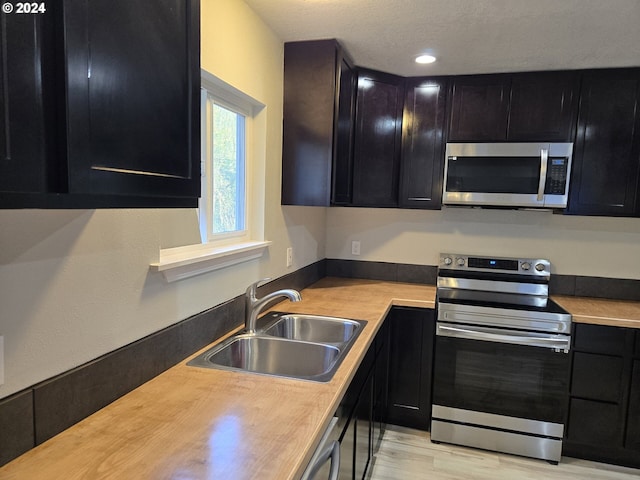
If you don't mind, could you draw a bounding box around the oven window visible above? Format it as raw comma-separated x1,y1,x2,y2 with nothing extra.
446,156,541,194
433,336,569,424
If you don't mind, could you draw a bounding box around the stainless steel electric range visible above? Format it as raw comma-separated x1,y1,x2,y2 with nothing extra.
431,253,572,464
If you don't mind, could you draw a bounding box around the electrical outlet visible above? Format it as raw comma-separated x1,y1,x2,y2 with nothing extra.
351,240,361,256
286,247,293,267
0,336,4,386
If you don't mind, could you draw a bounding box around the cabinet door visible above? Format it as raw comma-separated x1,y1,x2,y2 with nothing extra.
338,413,355,480
62,0,200,198
283,40,339,206
373,318,390,453
567,69,640,216
448,75,510,141
508,71,579,141
0,11,55,193
354,373,373,480
571,352,623,403
568,398,624,446
331,54,356,205
352,69,405,207
399,77,448,209
387,307,435,430
337,343,375,480
626,360,640,452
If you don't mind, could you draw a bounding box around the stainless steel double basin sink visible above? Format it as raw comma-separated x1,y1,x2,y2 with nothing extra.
187,312,366,382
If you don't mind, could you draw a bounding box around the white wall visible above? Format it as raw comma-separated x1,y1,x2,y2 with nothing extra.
0,0,327,400
326,207,640,279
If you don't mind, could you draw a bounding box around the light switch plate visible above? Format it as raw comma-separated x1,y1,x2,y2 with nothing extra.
286,247,293,268
0,336,4,386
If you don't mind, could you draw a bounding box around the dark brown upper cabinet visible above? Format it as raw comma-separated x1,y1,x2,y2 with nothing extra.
567,69,640,217
351,69,405,207
281,39,356,206
448,71,579,142
448,74,510,141
568,69,640,217
0,10,55,195
399,77,449,209
508,72,579,141
1,0,200,208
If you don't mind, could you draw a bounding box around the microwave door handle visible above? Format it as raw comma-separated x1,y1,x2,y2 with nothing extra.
537,148,548,201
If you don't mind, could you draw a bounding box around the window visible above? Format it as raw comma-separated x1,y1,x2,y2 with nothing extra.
200,93,247,242
150,71,269,283
200,72,258,244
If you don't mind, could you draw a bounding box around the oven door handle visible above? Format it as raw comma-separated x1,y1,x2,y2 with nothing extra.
437,324,570,352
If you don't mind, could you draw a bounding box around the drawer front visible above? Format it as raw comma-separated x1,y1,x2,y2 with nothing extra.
573,324,627,354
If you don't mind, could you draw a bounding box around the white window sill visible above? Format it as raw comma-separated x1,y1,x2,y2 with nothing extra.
150,240,271,282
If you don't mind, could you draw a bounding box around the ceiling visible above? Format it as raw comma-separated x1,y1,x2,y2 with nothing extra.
243,0,640,77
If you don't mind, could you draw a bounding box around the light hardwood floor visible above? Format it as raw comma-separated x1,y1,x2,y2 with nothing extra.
369,425,640,480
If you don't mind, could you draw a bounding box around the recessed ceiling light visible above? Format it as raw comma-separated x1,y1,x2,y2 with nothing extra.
415,54,436,64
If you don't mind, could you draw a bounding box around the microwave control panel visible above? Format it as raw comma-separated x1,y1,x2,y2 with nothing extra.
544,157,569,194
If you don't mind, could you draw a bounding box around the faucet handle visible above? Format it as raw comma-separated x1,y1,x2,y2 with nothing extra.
246,277,271,296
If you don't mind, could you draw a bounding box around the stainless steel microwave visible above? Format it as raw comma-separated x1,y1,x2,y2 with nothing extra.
442,142,573,209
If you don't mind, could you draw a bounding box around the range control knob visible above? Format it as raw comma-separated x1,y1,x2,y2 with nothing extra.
521,262,531,271
535,263,546,272
443,257,453,266
456,257,465,267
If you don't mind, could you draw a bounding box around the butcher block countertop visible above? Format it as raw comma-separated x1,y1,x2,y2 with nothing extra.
2,277,639,480
553,295,640,329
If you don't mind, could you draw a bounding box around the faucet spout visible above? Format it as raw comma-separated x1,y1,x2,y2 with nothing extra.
245,279,301,334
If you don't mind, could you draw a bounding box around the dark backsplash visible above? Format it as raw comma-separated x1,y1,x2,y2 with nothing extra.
328,259,640,302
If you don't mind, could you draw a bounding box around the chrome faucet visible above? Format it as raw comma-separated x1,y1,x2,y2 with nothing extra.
245,278,302,334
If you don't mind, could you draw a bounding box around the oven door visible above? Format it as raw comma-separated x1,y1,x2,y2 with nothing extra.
433,321,570,424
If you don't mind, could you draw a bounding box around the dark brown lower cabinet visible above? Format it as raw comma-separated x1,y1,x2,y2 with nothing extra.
338,412,355,480
564,324,640,468
335,307,435,479
386,307,435,430
372,318,390,453
354,374,373,480
626,359,640,452
336,317,389,480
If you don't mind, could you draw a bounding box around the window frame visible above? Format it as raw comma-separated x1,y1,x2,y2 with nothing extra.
200,90,250,244
150,70,269,283
199,70,261,246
